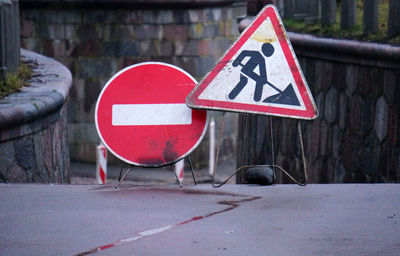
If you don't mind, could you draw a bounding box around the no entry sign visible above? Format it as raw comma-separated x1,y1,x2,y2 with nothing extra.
95,62,208,167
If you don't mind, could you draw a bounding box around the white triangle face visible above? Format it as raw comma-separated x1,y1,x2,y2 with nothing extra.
197,17,306,111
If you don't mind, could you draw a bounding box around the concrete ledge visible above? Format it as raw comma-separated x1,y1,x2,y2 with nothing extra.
0,49,72,141
19,0,242,8
288,32,400,69
238,17,400,69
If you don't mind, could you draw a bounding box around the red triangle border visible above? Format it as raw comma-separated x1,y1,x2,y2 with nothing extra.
186,5,318,120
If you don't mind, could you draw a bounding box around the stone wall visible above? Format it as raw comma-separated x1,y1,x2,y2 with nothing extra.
19,0,245,165
294,35,400,183
0,49,72,183
239,33,400,184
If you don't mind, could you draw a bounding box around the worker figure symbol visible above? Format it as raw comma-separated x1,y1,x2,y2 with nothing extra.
228,43,300,106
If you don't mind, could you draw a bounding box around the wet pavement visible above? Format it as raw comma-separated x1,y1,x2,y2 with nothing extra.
1,181,399,256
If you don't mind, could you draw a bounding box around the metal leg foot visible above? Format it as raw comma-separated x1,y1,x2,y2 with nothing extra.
171,164,183,188
114,166,133,189
187,155,197,185
212,112,226,188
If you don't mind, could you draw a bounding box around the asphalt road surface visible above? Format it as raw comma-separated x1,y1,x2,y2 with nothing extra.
1,183,399,255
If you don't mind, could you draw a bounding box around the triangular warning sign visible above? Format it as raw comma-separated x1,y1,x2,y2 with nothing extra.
186,5,318,120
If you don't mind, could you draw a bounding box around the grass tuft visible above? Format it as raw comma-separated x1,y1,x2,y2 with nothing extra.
0,63,33,99
283,0,400,45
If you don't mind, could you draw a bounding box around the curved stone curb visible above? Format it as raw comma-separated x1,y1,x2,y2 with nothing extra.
0,49,72,141
0,49,72,183
238,17,400,69
288,32,400,69
20,0,241,8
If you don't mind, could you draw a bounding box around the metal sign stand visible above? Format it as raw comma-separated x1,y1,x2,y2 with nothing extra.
170,155,197,188
113,112,307,188
114,155,198,189
210,112,308,188
115,165,134,189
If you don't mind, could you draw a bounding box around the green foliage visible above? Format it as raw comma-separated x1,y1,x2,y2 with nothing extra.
18,63,33,81
0,63,33,99
283,0,400,45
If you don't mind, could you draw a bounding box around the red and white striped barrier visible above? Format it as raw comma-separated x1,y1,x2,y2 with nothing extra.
174,158,184,184
96,144,107,184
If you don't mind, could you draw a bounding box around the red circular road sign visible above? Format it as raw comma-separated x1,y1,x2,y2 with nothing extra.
95,62,208,167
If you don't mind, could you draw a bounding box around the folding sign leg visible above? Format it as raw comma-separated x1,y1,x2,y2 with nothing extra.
211,112,226,188
233,120,308,186
269,116,276,182
209,113,308,187
235,119,308,186
211,113,275,187
170,164,183,188
214,113,276,186
240,113,249,168
297,121,308,185
117,166,124,182
211,113,263,187
237,115,276,186
114,165,134,189
187,155,197,185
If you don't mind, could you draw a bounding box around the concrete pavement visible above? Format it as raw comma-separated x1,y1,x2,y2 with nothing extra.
1,183,399,255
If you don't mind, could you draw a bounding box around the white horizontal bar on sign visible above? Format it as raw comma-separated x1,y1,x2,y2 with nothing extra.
112,103,192,126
